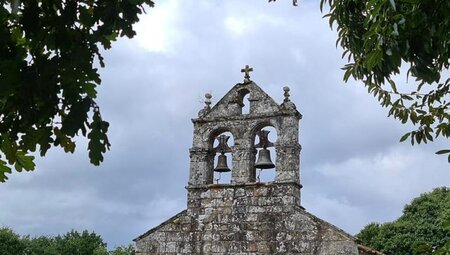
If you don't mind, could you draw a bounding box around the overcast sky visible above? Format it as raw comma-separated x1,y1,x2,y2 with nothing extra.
1,0,449,249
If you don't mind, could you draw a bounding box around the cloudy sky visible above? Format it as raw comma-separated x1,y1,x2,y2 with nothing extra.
1,0,449,249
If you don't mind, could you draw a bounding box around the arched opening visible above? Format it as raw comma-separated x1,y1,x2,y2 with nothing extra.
211,131,234,184
238,89,250,115
242,93,250,114
253,125,277,183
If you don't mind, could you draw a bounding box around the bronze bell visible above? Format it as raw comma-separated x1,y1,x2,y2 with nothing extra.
214,154,231,172
255,148,275,169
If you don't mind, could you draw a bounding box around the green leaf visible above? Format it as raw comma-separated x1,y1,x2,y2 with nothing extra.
425,133,433,142
1,134,17,164
366,50,383,70
61,97,92,137
37,127,54,157
411,131,416,145
79,6,94,27
104,32,118,41
415,132,423,144
88,111,110,166
0,160,12,182
399,133,410,142
53,127,76,153
443,220,450,229
401,95,413,100
82,82,98,98
436,150,450,155
388,79,398,93
15,151,36,172
343,69,352,82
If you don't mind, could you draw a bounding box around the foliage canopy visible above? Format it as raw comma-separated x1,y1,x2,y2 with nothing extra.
0,0,154,181
357,187,450,255
0,228,135,255
320,0,450,160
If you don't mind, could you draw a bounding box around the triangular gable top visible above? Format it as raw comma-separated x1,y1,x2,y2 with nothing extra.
133,210,187,242
196,81,300,120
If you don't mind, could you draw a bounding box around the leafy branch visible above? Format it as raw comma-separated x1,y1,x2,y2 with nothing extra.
0,0,155,182
320,0,450,161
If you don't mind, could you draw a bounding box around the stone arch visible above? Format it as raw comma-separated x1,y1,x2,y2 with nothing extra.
237,88,251,115
249,120,281,144
208,127,236,184
208,127,237,150
251,121,279,183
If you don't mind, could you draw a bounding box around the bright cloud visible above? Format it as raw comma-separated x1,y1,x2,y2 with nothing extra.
224,14,283,38
134,0,181,53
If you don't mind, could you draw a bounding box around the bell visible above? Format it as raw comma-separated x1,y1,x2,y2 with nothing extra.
255,148,275,169
214,154,231,172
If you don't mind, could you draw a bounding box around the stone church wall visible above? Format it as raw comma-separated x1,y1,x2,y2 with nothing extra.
135,183,359,255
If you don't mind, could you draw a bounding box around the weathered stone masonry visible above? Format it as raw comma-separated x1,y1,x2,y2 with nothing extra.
134,73,384,255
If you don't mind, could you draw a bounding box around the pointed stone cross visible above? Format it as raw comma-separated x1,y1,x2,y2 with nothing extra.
241,65,253,83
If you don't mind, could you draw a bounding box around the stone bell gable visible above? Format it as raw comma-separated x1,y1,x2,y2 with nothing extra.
190,80,301,188
134,67,383,255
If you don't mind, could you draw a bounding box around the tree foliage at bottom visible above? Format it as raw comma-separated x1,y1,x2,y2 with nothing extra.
357,187,450,255
0,228,134,255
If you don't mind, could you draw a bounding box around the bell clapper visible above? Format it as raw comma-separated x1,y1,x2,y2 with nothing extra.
257,169,262,182
215,172,221,184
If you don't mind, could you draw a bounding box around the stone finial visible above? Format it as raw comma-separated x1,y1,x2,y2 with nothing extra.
241,65,253,83
198,93,212,117
283,86,290,102
281,86,298,112
204,93,212,110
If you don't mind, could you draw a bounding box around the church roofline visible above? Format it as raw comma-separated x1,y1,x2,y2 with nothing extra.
299,209,385,255
299,208,357,241
357,244,386,255
132,210,187,242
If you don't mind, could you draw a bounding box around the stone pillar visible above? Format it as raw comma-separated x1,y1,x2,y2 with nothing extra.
274,143,301,185
231,146,256,184
275,115,301,185
188,148,213,186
